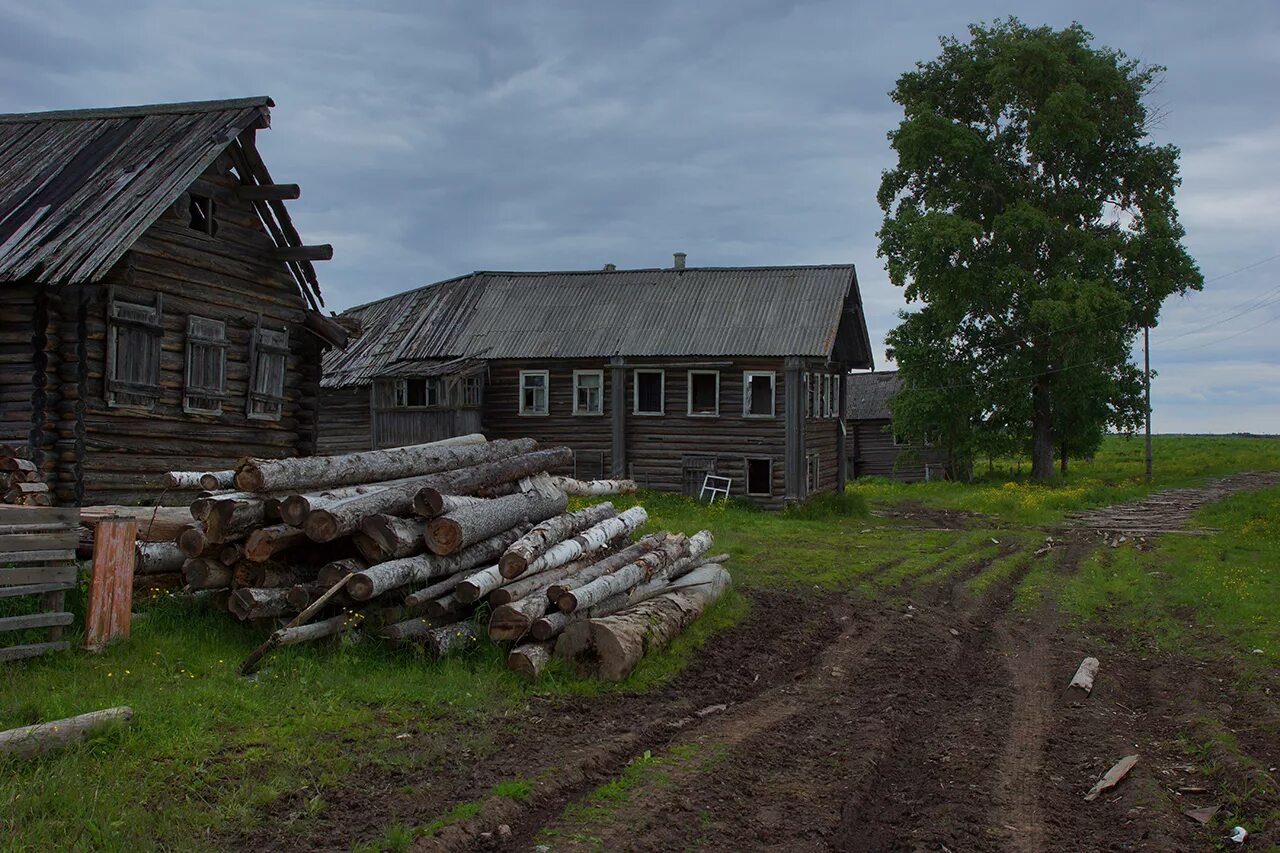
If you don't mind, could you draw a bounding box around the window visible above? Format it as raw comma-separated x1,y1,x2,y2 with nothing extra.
807,372,819,418
824,374,835,418
633,369,664,415
892,429,907,446
743,371,775,417
184,316,227,415
806,452,821,494
519,370,548,415
459,375,483,407
247,326,288,421
573,370,604,415
687,371,719,416
107,295,163,409
393,378,440,408
188,193,217,236
746,457,773,496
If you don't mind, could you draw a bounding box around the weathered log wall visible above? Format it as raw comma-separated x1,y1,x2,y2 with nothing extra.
317,386,372,454
848,417,948,481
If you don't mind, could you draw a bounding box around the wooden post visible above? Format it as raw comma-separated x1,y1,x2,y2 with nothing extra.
84,518,137,651
610,356,627,478
1144,325,1152,483
784,357,806,502
836,365,848,493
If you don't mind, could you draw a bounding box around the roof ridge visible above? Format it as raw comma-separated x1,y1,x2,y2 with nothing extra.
476,263,854,276
0,96,274,124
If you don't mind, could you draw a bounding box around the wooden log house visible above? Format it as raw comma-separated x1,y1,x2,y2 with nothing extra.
321,257,874,506
844,370,949,481
0,97,347,505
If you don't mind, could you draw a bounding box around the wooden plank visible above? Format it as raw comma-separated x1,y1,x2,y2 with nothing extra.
0,581,75,599
0,566,77,585
0,549,76,564
0,532,79,552
0,612,72,632
0,640,70,662
83,519,137,652
0,507,78,525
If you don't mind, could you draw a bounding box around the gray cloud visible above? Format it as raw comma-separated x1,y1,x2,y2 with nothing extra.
2,0,1276,432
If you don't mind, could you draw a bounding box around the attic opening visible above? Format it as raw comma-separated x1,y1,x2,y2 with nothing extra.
188,193,217,236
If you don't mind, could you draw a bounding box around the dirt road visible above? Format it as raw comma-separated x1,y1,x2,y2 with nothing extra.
241,477,1280,852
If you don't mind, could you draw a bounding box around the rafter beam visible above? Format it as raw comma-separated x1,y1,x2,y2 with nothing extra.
237,183,300,201
275,244,333,262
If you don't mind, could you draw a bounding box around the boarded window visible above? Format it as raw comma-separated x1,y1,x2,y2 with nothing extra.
682,455,717,496
183,316,228,415
574,450,604,480
247,326,288,421
688,371,718,416
806,452,821,494
743,371,775,417
634,370,664,415
107,296,163,409
459,375,483,407
746,457,772,496
574,371,603,415
520,371,548,415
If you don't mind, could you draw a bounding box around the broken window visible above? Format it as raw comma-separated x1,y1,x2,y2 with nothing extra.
247,326,288,421
743,371,775,417
107,295,163,409
687,371,719,416
459,375,483,407
573,370,603,415
394,378,439,408
519,370,548,415
633,370,664,415
188,193,217,236
183,315,228,415
746,457,772,496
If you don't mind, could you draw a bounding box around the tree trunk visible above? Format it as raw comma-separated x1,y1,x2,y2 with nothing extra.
426,490,568,556
424,592,467,619
423,620,482,656
378,613,457,644
317,557,367,587
547,477,638,496
352,532,385,564
303,474,461,542
1060,442,1069,477
491,547,618,607
219,543,245,566
507,641,554,680
82,506,193,543
403,569,471,608
244,524,307,562
513,506,649,579
278,481,401,527
0,707,133,759
499,503,617,577
454,564,505,604
205,499,267,544
1030,377,1056,482
228,587,292,620
274,613,351,647
358,514,428,560
346,525,530,601
176,524,209,558
576,563,732,681
488,593,552,642
411,447,574,516
183,558,233,590
135,541,185,575
234,434,507,492
412,494,491,520
558,532,705,613
543,533,667,603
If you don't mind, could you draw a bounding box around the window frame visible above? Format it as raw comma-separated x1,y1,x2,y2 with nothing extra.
745,456,773,496
806,451,821,494
632,368,665,416
183,315,228,415
459,374,483,408
188,193,218,236
572,369,605,416
518,370,550,416
246,325,289,422
686,370,720,417
105,292,164,411
742,370,776,418
392,377,441,409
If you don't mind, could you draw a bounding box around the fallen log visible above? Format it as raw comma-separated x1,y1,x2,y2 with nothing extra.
136,541,185,575
507,641,554,681
412,447,574,516
548,476,638,496
346,525,530,601
244,524,308,562
491,545,622,607
415,494,490,519
403,570,471,608
228,587,292,621
575,562,732,681
278,480,400,527
499,503,618,578
424,592,467,619
234,434,508,492
558,532,695,613
274,613,351,647
1065,656,1101,703
205,499,268,544
165,470,235,490
515,506,649,579
359,514,429,560
317,557,366,587
544,533,667,603
426,490,567,556
176,524,209,558
183,558,233,590
0,707,133,759
488,593,552,642
239,571,356,674
454,564,506,604
379,614,454,644
423,620,482,656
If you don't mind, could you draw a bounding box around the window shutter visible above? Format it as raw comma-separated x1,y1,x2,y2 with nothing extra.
247,326,289,421
184,316,228,414
107,296,163,409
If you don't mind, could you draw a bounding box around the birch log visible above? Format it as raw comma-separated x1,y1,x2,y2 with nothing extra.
548,477,638,496
228,587,292,621
454,564,506,604
411,447,574,516
577,563,732,681
303,474,463,542
346,525,530,601
512,506,649,579
1065,656,1101,703
274,613,351,647
544,533,667,603
0,707,133,759
166,470,234,490
426,490,568,556
177,525,209,558
558,532,702,613
507,641,554,681
136,542,185,575
359,514,429,560
278,480,401,527
318,557,367,587
234,434,506,492
424,593,467,619
490,546,620,606
424,620,483,656
244,524,308,562
499,503,618,577
488,593,553,642
183,558,232,590
205,499,267,544
403,570,471,608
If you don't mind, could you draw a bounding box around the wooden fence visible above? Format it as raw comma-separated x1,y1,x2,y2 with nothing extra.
0,506,78,662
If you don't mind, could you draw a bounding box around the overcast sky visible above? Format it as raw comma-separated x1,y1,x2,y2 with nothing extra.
2,0,1276,434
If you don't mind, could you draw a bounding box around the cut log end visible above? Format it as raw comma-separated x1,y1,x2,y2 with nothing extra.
426,517,463,556
507,642,553,681
303,510,340,543
345,574,376,602
234,469,264,493
498,552,529,579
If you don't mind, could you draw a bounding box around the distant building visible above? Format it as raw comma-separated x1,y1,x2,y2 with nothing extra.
321,258,874,506
844,371,948,481
0,97,346,504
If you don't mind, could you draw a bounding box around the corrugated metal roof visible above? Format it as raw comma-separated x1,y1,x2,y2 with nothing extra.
845,370,900,420
0,96,325,308
323,265,873,388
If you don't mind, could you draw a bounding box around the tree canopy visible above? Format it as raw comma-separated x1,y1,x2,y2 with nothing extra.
877,18,1202,481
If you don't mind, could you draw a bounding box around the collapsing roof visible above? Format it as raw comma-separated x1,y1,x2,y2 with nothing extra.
323,264,874,388
845,370,901,420
0,96,325,312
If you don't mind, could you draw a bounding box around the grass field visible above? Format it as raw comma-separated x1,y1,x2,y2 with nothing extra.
2,433,1277,850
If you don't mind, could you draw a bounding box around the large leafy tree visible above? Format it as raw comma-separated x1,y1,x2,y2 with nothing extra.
878,19,1202,481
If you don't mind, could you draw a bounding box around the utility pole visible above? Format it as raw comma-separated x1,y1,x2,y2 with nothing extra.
1144,325,1152,482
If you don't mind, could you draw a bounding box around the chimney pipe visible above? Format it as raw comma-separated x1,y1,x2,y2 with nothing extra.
673,252,687,270
603,263,616,271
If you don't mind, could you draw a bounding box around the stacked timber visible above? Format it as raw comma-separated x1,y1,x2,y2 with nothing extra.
162,436,729,681
1,445,50,506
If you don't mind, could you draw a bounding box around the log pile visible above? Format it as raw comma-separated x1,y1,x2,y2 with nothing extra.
162,436,730,680
1,444,50,506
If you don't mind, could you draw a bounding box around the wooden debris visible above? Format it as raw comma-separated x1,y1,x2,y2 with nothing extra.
1084,754,1139,801
1065,656,1100,703
0,707,133,758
